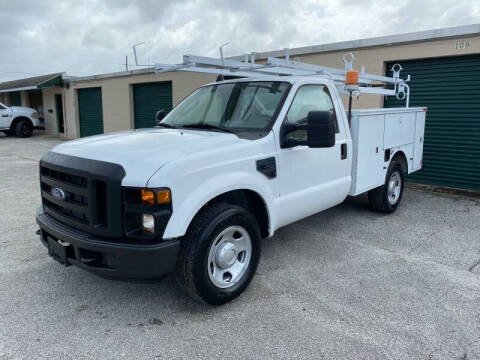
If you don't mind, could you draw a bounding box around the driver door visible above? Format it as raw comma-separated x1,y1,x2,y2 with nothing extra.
276,83,351,226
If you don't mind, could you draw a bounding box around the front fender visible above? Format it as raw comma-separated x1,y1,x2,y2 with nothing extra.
162,171,276,239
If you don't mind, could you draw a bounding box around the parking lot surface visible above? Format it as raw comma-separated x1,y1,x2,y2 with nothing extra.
0,134,479,360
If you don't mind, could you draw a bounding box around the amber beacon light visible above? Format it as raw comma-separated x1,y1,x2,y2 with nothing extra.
345,69,359,85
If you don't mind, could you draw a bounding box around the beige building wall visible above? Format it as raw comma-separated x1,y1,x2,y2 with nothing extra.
288,35,480,109
64,71,216,139
3,93,10,106
42,87,64,135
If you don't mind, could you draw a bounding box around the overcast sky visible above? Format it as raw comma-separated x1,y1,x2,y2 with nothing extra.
0,0,479,81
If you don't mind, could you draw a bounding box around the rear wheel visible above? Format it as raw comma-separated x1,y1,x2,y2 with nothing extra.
176,203,261,305
368,161,404,213
15,119,33,138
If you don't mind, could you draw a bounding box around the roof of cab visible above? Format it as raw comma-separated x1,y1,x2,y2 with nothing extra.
202,75,330,87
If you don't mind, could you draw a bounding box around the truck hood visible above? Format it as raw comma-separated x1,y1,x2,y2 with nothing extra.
51,128,241,186
11,106,36,113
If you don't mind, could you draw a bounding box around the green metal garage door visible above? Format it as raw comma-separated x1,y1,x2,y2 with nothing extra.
385,55,480,191
78,87,103,137
133,82,172,129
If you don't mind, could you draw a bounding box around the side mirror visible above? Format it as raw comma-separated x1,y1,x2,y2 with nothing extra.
281,110,335,148
156,109,168,124
306,111,335,148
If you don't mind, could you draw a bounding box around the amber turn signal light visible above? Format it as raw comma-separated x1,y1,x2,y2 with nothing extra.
141,189,155,205
156,189,171,204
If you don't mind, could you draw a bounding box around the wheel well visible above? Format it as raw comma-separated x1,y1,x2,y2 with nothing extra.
10,116,32,130
196,190,270,238
392,151,408,173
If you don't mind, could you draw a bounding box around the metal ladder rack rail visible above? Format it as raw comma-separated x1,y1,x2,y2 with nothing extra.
154,52,411,107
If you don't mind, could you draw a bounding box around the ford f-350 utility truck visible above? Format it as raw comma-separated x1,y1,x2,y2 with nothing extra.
36,52,426,304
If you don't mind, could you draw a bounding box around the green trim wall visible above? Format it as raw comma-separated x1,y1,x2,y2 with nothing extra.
78,87,103,137
385,54,480,191
38,74,63,88
133,82,172,129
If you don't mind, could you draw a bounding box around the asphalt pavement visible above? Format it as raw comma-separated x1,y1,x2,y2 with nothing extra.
1,134,479,360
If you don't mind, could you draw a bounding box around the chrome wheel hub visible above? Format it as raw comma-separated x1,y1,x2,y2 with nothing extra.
215,242,237,269
207,225,252,289
387,171,402,205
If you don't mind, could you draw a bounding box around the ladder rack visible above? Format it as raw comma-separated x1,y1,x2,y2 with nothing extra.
154,50,411,107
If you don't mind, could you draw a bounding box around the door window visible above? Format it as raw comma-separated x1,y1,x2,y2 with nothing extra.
283,85,338,142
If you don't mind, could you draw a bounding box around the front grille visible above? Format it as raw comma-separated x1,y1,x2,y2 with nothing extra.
40,165,104,226
39,152,126,238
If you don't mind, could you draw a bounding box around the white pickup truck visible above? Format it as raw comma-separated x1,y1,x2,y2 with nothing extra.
0,102,39,137
36,58,426,305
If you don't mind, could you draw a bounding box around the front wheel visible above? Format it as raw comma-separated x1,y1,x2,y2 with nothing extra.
15,120,33,138
176,203,261,305
368,161,404,213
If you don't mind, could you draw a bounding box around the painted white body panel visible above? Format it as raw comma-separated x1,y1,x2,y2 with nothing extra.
0,103,39,128
272,78,352,229
53,128,240,186
349,107,426,196
47,76,426,240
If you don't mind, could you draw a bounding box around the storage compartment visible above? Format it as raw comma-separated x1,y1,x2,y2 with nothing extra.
349,107,426,196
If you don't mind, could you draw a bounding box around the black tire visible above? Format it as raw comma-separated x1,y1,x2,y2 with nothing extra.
3,130,15,137
176,203,261,305
368,161,404,214
15,119,33,138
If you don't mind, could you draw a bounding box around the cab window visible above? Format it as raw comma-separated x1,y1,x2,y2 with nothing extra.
283,85,339,142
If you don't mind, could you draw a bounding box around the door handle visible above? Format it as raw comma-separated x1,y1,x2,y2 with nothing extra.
341,143,347,160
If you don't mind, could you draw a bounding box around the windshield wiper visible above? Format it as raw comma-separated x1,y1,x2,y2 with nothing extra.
181,123,235,134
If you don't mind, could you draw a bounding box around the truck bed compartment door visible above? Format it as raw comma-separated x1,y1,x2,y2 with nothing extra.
350,114,385,194
412,111,426,172
384,112,416,148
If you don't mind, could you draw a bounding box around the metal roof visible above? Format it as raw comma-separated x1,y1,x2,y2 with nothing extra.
65,67,153,83
231,23,480,60
0,73,63,93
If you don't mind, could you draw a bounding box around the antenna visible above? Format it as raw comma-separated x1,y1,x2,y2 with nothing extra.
132,42,152,67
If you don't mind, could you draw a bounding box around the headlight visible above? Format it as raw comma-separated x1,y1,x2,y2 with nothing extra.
31,112,38,119
123,187,172,239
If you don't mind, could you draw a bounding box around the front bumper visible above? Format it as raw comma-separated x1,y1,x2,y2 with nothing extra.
36,209,180,280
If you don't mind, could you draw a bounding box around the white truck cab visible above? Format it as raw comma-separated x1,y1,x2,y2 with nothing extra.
0,102,39,137
36,55,426,305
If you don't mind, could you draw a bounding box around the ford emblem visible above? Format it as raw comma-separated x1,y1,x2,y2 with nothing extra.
51,187,66,201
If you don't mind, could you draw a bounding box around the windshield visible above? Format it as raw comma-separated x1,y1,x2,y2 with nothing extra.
161,81,290,136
